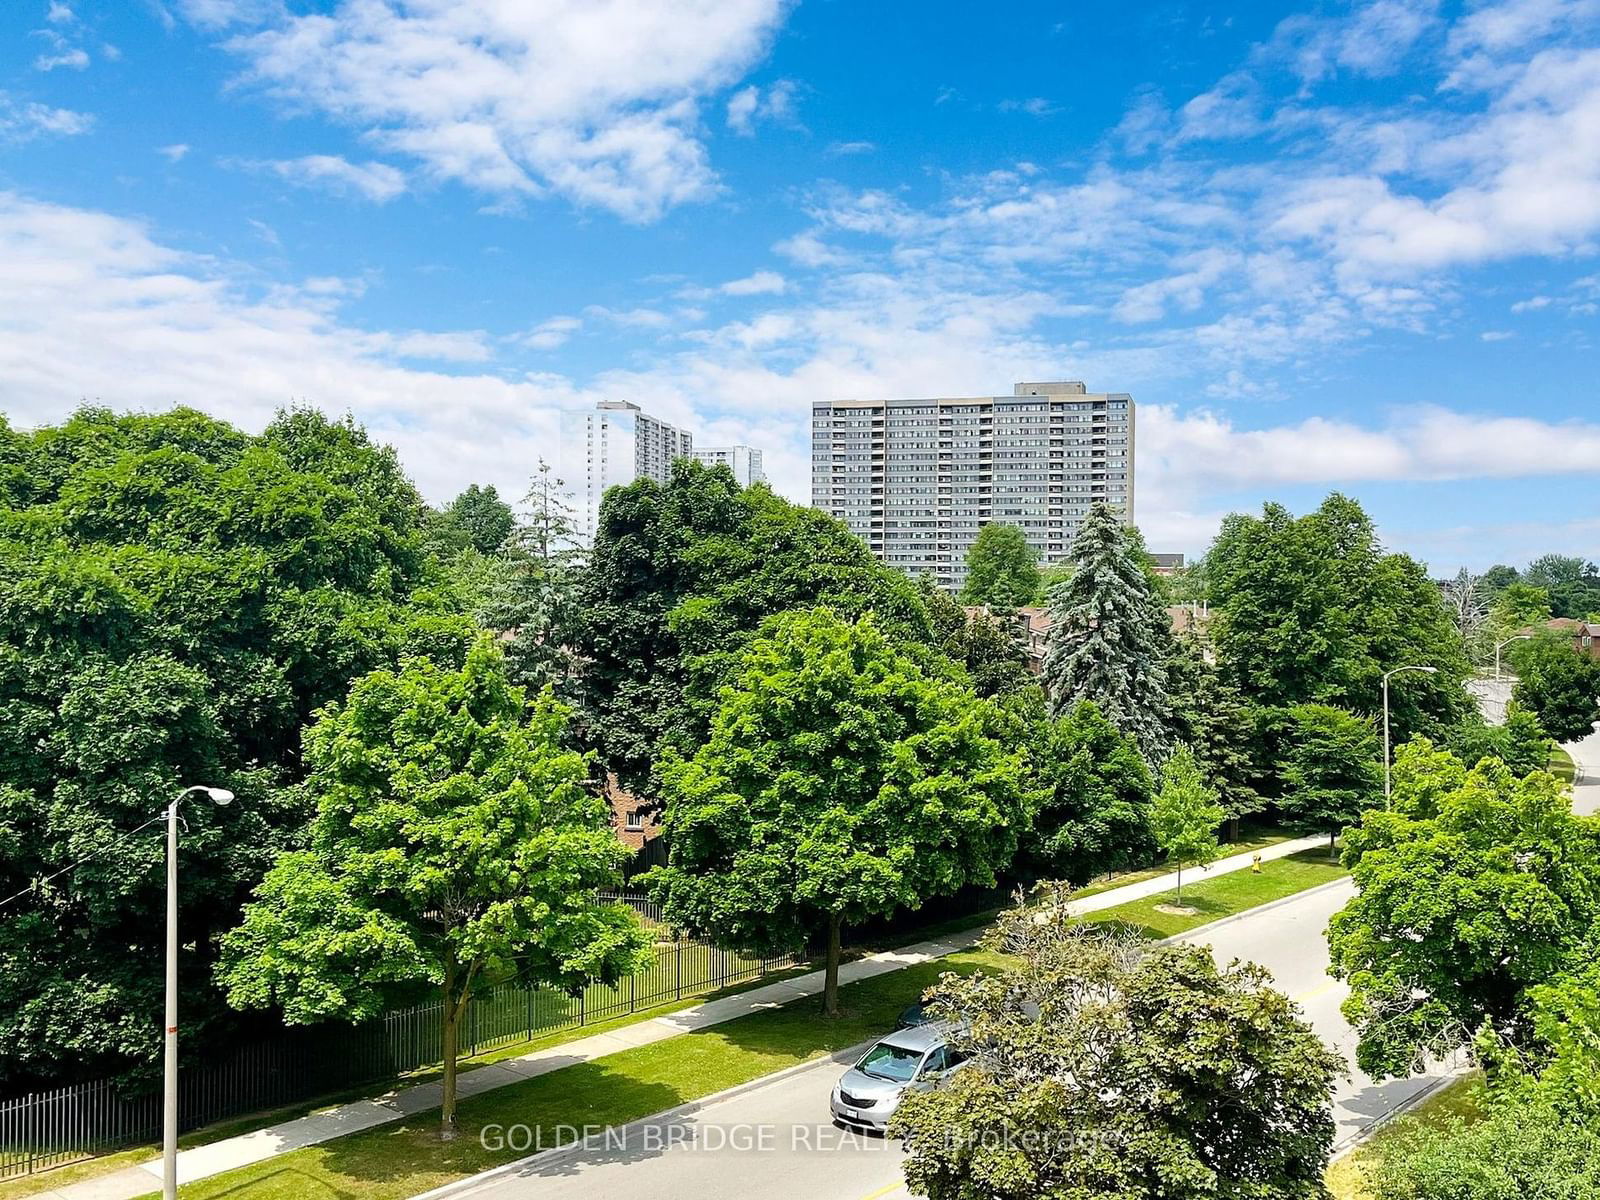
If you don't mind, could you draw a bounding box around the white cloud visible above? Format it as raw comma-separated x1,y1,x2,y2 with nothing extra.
1511,293,1552,310
583,305,672,329
720,270,787,296
1480,329,1515,340
826,140,876,156
726,79,800,135
0,191,574,503
34,47,89,71
158,143,190,162
199,0,788,222
726,86,760,135
999,97,1059,117
0,93,93,142
238,155,407,203
46,2,75,24
520,315,582,350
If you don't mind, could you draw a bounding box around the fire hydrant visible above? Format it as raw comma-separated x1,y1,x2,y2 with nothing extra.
1251,852,1263,874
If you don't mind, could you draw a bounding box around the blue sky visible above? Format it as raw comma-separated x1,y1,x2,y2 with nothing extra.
1,0,1597,570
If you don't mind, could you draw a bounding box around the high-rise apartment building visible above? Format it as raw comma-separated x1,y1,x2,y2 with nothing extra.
559,400,693,543
810,381,1133,590
691,445,766,486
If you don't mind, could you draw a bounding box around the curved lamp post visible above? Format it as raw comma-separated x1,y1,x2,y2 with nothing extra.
1382,667,1437,807
1495,633,1533,682
163,786,233,1200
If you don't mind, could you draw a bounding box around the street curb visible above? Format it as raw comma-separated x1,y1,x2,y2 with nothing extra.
408,873,1358,1200
1155,875,1355,946
1328,1065,1474,1162
406,1038,880,1200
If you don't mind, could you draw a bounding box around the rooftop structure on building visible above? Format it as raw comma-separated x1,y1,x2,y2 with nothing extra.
810,381,1133,591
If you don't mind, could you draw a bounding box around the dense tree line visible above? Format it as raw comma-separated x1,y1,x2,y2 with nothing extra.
0,407,475,1090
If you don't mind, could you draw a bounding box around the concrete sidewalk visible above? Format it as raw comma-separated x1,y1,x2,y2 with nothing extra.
35,832,1321,1200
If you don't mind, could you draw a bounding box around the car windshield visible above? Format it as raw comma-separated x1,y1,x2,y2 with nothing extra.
856,1041,926,1083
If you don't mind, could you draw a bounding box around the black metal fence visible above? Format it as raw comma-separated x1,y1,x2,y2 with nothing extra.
0,933,800,1179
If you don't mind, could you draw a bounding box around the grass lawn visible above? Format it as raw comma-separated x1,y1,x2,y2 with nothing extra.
1072,825,1295,900
1080,848,1349,940
1549,745,1577,782
1325,1073,1486,1200
130,949,1009,1200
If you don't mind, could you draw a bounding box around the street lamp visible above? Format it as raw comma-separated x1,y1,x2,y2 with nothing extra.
1494,633,1533,682
1382,667,1437,806
163,785,233,1200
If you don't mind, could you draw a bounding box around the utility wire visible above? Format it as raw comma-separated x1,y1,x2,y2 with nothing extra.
0,809,168,911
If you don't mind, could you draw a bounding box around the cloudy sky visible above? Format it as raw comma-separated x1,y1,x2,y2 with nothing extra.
2,0,1598,568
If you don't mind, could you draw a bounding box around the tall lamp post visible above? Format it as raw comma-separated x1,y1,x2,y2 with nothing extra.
1383,667,1437,806
164,785,233,1200
1495,633,1533,682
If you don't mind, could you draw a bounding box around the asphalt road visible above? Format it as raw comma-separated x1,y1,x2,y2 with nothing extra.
426,875,1446,1200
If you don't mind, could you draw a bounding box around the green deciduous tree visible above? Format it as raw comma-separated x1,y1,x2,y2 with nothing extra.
1328,741,1600,1077
1491,581,1552,635
0,406,468,1090
1282,704,1381,855
576,461,931,791
219,640,651,1138
1207,494,1470,751
1523,553,1600,621
645,608,1027,1016
958,523,1041,607
1041,503,1173,758
1510,633,1600,743
432,484,516,556
891,914,1341,1200
1448,702,1551,777
920,579,1034,700
1022,699,1156,884
1150,745,1225,902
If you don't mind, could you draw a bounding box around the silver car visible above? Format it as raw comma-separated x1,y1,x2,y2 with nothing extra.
829,1022,968,1133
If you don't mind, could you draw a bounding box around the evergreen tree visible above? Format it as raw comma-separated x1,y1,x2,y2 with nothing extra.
521,457,580,566
958,523,1041,607
1041,503,1173,758
478,460,583,695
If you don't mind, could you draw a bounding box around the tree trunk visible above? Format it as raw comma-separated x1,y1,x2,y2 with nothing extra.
823,912,843,1018
1228,816,1240,844
440,964,460,1141
1329,829,1338,859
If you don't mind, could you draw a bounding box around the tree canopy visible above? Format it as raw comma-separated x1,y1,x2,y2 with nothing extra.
430,484,516,557
1510,633,1600,743
1281,704,1381,854
892,914,1341,1200
1328,740,1600,1077
574,460,932,791
644,607,1028,1014
1150,745,1225,901
1022,699,1156,884
0,406,469,1089
218,639,650,1136
1206,494,1470,746
958,523,1041,607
